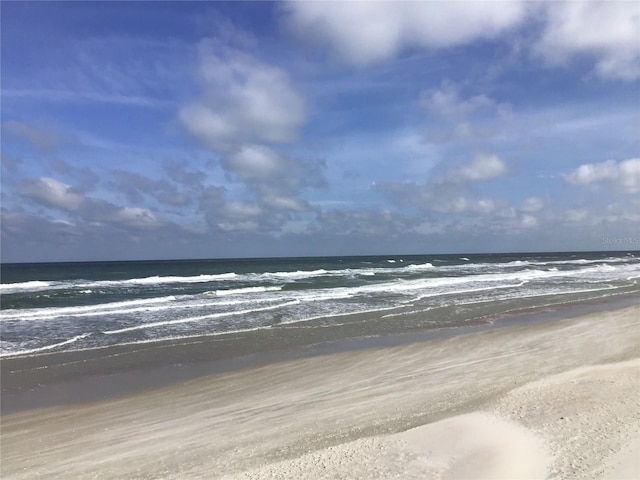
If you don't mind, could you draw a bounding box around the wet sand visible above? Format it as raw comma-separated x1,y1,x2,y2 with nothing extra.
1,304,639,479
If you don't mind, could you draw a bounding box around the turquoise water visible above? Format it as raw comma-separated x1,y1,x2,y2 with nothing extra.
1,251,639,356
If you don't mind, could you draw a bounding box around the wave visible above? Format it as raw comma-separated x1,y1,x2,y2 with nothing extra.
85,272,239,287
209,286,283,296
412,281,527,302
0,273,239,294
0,295,179,322
3,262,637,323
0,280,54,294
438,257,639,274
102,300,300,335
406,262,435,270
0,333,92,357
508,257,634,267
257,269,329,280
2,256,638,357
6,257,636,296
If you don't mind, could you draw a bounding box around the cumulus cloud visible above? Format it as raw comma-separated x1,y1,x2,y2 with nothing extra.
179,42,305,151
519,214,538,229
200,184,310,234
108,207,163,230
111,170,191,206
375,153,508,216
432,194,501,215
162,160,208,190
313,208,405,237
20,176,167,232
419,82,510,144
564,208,588,223
50,158,100,192
283,1,528,66
421,82,499,119
227,144,285,182
198,143,322,233
226,145,324,191
284,1,638,81
1,209,81,246
535,1,640,81
451,153,507,182
200,186,263,232
0,207,199,262
519,197,545,213
566,158,640,194
20,177,86,212
178,40,325,235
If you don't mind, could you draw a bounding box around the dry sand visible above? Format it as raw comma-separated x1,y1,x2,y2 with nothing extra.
1,305,639,479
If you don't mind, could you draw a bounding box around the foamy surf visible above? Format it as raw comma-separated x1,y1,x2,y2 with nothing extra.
2,252,639,356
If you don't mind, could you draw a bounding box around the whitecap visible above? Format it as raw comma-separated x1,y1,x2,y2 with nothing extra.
213,286,283,296
0,281,53,294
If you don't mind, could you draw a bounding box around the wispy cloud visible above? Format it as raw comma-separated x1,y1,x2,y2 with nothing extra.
2,88,176,108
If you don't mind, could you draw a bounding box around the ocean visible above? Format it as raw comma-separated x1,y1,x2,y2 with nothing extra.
1,251,639,358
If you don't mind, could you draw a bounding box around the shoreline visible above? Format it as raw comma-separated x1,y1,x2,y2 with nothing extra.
1,301,639,478
2,292,638,414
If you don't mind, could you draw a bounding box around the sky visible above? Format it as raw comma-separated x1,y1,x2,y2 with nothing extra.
1,1,639,262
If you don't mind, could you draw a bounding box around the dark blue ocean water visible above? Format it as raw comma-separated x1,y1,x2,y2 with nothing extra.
1,252,639,357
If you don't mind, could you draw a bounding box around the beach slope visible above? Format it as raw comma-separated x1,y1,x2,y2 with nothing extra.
1,305,639,479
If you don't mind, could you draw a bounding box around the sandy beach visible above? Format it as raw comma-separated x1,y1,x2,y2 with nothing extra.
1,304,639,479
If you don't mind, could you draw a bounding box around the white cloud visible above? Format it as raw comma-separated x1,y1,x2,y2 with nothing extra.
566,158,640,193
283,1,528,66
227,144,284,182
200,186,263,232
314,208,405,237
420,82,498,119
223,200,262,219
109,207,162,230
178,42,322,233
520,214,538,229
284,1,638,81
375,181,504,217
536,1,640,81
111,170,190,207
453,153,507,182
434,196,500,215
179,42,305,151
262,194,307,212
419,82,510,144
20,176,170,232
564,208,588,223
520,197,545,213
221,145,323,215
374,151,509,219
21,177,85,211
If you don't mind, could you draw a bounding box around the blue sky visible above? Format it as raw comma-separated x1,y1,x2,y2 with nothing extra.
1,1,639,262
